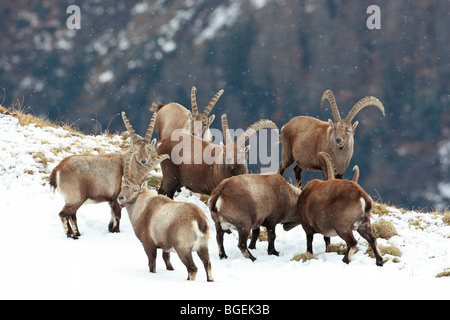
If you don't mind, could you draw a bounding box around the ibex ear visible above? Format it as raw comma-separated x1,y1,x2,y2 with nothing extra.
220,141,224,149
188,111,193,120
244,145,251,153
328,119,334,127
208,114,215,124
352,121,359,130
150,138,157,149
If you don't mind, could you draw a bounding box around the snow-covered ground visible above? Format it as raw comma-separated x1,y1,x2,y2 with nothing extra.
0,112,449,300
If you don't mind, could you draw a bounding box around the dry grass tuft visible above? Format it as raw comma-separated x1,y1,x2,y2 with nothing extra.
436,268,450,278
31,152,52,165
326,242,351,255
2,98,112,137
443,209,450,226
145,175,163,190
366,243,402,263
0,105,9,114
257,228,268,242
372,202,391,216
199,194,210,205
291,252,317,263
371,220,398,239
248,228,268,242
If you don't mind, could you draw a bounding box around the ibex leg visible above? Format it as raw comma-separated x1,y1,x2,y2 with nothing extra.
249,227,260,249
266,225,279,256
294,165,303,186
214,221,227,259
237,228,256,262
108,200,121,233
59,203,82,239
358,227,384,266
69,214,80,237
338,230,358,264
197,246,214,282
163,251,174,270
177,250,198,281
143,241,157,273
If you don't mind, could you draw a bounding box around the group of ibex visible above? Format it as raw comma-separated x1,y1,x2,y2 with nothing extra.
50,87,386,281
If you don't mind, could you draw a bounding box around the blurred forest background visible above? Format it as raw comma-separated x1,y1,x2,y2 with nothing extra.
0,0,449,209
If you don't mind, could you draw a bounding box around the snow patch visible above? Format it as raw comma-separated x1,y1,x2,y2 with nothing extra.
195,2,241,45
131,2,149,15
98,70,114,83
250,0,269,10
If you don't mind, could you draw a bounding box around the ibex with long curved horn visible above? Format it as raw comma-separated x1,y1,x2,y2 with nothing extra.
157,114,277,198
49,112,157,239
118,152,214,281
294,151,383,266
278,89,385,185
150,86,222,142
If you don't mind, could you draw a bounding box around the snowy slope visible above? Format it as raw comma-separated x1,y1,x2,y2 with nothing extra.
0,112,449,300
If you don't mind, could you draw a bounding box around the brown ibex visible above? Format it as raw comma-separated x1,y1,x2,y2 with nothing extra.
49,112,157,239
150,86,222,142
157,114,277,198
118,152,214,282
293,151,384,266
278,89,385,185
209,173,301,261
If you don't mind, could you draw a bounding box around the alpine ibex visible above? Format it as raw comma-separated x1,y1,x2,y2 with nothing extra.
209,173,301,261
49,112,157,239
293,151,384,266
157,114,277,198
150,86,222,142
278,89,385,185
118,152,214,281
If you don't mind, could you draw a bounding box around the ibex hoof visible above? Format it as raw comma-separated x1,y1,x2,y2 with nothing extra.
268,250,280,256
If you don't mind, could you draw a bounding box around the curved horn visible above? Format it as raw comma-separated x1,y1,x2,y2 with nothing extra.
136,154,170,184
123,151,135,181
203,89,224,116
121,111,141,144
221,114,233,147
318,152,336,180
344,96,385,124
191,86,198,115
144,112,157,141
320,90,341,122
238,119,278,145
352,165,360,183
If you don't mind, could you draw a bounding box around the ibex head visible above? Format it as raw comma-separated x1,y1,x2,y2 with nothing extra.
121,111,158,166
321,90,385,151
118,152,170,207
188,86,222,138
221,114,277,175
